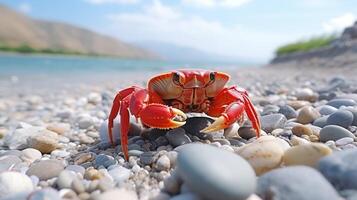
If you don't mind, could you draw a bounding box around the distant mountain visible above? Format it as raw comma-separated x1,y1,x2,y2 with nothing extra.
0,5,157,59
135,41,245,64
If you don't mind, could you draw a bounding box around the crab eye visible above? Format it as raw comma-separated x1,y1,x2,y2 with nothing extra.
173,72,181,84
210,72,215,81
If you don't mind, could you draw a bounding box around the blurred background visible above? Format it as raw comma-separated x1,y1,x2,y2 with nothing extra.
0,0,356,90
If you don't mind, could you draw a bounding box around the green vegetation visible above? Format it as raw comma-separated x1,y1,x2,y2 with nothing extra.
275,35,337,56
0,44,100,56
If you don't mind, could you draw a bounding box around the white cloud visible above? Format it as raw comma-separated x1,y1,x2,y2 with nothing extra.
18,2,31,14
85,0,139,5
322,13,356,32
182,0,252,8
106,0,294,61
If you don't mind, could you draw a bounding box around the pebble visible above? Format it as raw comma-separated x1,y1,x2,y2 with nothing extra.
336,137,354,146
238,127,258,140
278,105,297,119
327,99,357,108
57,170,77,189
313,115,328,128
291,124,313,136
236,136,285,175
74,152,94,165
260,113,287,133
296,106,321,124
78,116,94,129
84,168,104,180
88,92,102,104
288,100,311,110
26,160,65,180
91,188,138,200
170,193,202,200
27,188,61,200
283,143,332,167
0,171,34,199
257,166,341,200
163,171,181,195
326,110,354,128
66,165,85,175
140,152,155,165
95,154,117,168
4,126,45,150
262,104,280,115
177,144,256,200
27,130,59,154
46,123,71,135
108,166,131,183
155,155,171,171
21,148,42,163
319,148,357,190
320,125,355,142
0,155,22,172
166,128,192,147
71,179,85,194
317,105,338,115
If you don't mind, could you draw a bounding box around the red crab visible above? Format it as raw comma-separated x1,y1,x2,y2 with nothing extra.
108,69,261,160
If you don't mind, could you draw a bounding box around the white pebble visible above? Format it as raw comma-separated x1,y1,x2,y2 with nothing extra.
336,137,354,146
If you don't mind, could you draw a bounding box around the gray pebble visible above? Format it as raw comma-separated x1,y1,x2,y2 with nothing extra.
257,166,340,200
320,125,355,142
278,105,297,119
326,110,353,128
319,149,357,190
166,128,192,147
260,113,287,133
327,99,357,108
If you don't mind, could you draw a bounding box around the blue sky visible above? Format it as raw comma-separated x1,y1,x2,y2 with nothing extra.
1,0,357,62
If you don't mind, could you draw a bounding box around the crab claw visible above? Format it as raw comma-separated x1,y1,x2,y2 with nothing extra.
201,116,228,133
140,103,187,129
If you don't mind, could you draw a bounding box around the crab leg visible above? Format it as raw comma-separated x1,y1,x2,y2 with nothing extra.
202,86,261,137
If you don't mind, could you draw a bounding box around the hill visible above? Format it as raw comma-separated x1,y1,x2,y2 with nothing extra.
0,5,157,59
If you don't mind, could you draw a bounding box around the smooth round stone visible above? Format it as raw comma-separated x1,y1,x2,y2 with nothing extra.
262,105,280,115
283,143,332,167
343,107,357,126
177,144,256,200
28,131,59,154
99,119,142,143
0,155,22,172
87,92,102,104
26,160,65,180
313,116,328,128
0,171,34,199
327,99,357,108
163,171,181,195
21,148,42,163
91,188,138,200
4,126,45,150
28,188,61,200
166,128,192,147
78,116,94,129
51,150,70,158
108,166,131,183
170,193,201,200
260,114,287,133
326,110,353,128
320,125,355,142
238,127,258,140
336,137,354,146
46,123,70,135
278,105,297,119
296,106,321,124
65,165,85,175
182,115,224,139
236,136,285,175
295,88,317,102
156,155,171,171
257,166,340,200
290,135,310,146
288,100,311,110
95,154,117,168
291,125,313,137
57,170,77,189
319,149,357,190
140,152,155,165
317,105,337,116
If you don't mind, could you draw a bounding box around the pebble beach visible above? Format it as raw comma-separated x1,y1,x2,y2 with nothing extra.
1,65,357,200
